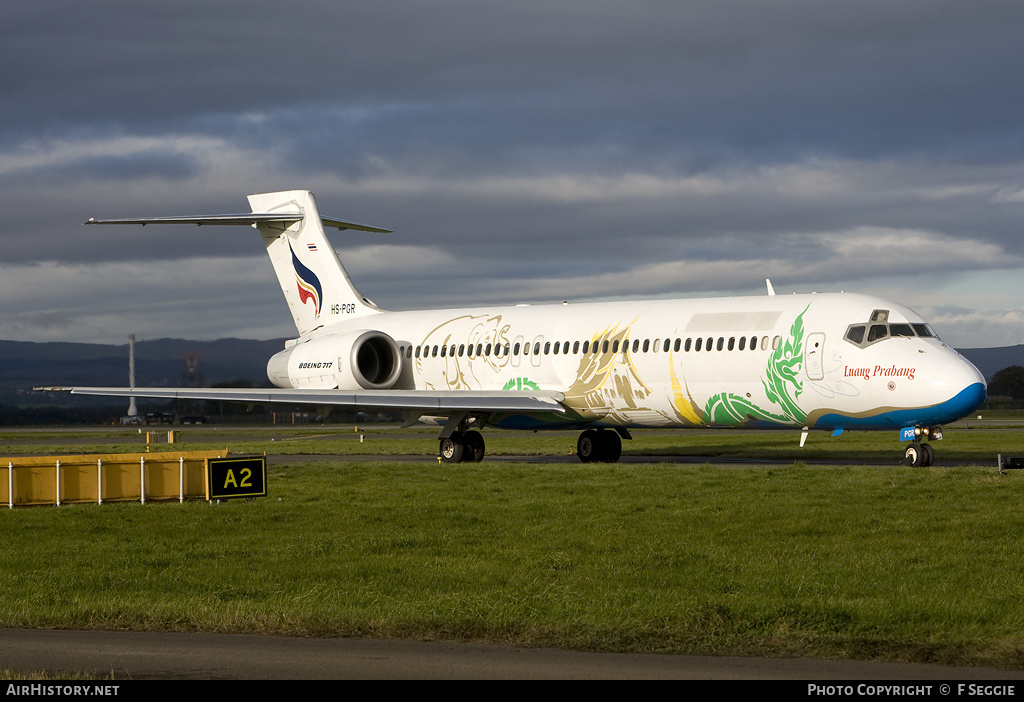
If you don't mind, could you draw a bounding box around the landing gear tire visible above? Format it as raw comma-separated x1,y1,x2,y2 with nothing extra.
903,442,934,467
598,430,622,463
576,429,622,463
577,430,599,463
463,430,486,463
440,432,465,463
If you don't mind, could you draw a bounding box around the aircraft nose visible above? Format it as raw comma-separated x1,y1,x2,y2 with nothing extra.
933,354,987,420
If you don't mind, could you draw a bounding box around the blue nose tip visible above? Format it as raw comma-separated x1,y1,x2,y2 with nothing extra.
941,382,986,423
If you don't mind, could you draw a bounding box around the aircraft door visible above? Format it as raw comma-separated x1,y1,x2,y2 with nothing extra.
530,335,544,368
511,335,524,368
804,332,825,381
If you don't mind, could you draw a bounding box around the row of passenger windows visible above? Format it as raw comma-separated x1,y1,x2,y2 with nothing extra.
400,334,783,359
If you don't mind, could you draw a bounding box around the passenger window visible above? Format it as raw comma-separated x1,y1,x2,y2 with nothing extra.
695,338,703,352
602,340,609,353
544,342,550,355
534,342,541,355
612,340,619,353
772,336,780,350
761,336,769,351
674,338,681,352
706,337,713,352
514,342,521,355
582,340,589,353
717,337,724,351
642,340,650,353
664,339,671,353
738,337,746,351
633,339,640,353
685,338,692,352
573,341,580,354
563,341,570,354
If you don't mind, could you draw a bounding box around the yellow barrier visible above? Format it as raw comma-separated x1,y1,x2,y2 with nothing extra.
0,451,228,507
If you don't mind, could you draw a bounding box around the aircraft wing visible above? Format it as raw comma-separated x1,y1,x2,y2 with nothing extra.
49,386,566,415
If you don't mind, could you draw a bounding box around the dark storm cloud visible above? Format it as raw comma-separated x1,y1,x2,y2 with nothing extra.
7,0,1024,161
2,147,198,186
3,1,1024,345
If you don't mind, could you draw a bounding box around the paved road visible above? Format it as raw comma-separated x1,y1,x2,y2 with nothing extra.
3,629,1024,680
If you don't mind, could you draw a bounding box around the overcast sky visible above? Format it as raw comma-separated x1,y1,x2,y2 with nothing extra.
3,1,1024,349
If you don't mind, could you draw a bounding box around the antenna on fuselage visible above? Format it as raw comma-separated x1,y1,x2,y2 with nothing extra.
766,279,776,296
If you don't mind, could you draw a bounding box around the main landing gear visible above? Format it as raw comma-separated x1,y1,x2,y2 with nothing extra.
437,422,629,464
576,429,624,463
439,429,486,463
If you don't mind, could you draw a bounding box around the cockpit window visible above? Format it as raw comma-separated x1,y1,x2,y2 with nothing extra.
844,313,940,348
867,324,889,342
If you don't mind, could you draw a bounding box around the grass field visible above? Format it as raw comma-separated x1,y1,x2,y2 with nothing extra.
2,420,1024,669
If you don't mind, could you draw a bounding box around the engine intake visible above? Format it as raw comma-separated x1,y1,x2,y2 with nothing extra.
267,330,403,390
348,331,402,389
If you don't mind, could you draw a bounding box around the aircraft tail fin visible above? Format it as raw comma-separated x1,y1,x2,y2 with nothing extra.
85,189,391,337
247,190,387,335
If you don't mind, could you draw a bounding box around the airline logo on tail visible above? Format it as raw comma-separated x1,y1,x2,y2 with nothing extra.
289,242,323,318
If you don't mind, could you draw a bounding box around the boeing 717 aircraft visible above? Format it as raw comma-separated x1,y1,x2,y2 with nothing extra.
66,190,986,466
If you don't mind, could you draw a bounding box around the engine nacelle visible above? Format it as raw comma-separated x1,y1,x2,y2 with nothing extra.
267,330,403,390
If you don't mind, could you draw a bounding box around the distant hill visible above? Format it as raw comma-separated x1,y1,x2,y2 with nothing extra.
0,337,286,408
958,345,1024,381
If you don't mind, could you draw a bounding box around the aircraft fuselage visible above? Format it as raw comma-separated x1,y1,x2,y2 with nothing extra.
268,291,985,434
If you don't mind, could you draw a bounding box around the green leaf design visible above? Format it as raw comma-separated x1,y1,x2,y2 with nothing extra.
703,305,810,426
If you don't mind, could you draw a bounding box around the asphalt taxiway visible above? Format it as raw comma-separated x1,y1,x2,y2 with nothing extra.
4,629,1024,680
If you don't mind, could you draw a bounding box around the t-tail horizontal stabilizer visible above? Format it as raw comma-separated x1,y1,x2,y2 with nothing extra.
85,190,391,336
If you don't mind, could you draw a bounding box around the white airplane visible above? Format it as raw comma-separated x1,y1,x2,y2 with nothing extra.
67,189,986,466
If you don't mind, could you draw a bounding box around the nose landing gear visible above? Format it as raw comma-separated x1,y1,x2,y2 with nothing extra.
902,441,935,467
901,426,941,467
